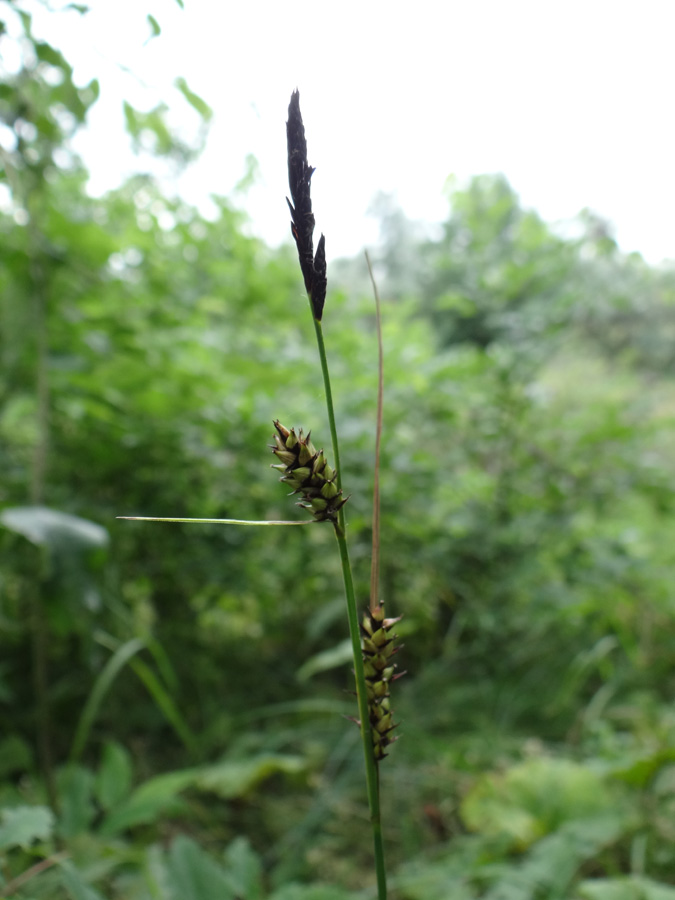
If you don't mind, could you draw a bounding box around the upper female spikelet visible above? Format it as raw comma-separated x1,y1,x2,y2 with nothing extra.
270,420,348,523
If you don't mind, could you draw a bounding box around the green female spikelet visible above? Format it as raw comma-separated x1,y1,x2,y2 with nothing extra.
271,420,348,523
361,604,403,760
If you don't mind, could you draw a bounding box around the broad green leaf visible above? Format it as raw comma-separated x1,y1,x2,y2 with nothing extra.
578,877,675,900
502,817,626,899
142,844,173,898
167,835,237,900
612,748,675,788
196,754,306,799
394,844,480,900
56,764,95,838
269,886,362,900
99,754,306,836
0,506,108,552
0,805,54,850
296,638,352,681
95,741,133,811
35,41,69,70
99,769,197,836
222,838,264,900
461,757,618,849
59,859,105,900
0,734,33,777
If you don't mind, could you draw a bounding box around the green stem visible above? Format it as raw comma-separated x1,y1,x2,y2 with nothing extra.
333,523,387,899
313,315,387,900
313,319,343,492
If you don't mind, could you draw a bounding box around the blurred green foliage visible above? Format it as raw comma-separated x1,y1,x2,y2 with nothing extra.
2,3,675,898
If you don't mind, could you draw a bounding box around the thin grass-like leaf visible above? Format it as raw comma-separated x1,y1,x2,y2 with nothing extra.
145,635,180,692
70,637,146,762
94,631,197,756
117,517,314,525
125,654,197,756
365,250,384,613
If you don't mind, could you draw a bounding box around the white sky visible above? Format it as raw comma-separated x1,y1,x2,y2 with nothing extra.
24,0,675,263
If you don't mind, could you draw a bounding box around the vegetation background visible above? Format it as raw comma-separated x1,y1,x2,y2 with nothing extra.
2,3,675,899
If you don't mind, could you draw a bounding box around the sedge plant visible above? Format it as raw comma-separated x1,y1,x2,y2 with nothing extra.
120,90,400,900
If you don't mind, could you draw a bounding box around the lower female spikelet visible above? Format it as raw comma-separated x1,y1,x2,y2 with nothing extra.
270,420,348,523
361,604,403,760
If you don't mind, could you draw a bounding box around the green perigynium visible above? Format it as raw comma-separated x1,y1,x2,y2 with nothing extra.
270,420,348,523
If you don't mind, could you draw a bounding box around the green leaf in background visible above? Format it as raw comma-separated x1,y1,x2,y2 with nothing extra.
222,837,264,900
167,835,238,900
57,764,96,838
495,816,626,900
99,769,196,836
0,804,54,850
578,877,675,900
147,14,161,38
0,734,33,778
196,754,306,799
461,757,619,849
94,741,133,812
98,754,306,836
611,748,675,789
296,638,353,681
122,100,141,139
269,885,363,900
393,844,480,900
0,507,108,553
34,40,70,71
90,632,198,757
138,835,265,900
70,637,147,761
121,99,195,161
142,844,174,899
124,652,198,756
59,859,106,900
175,77,213,121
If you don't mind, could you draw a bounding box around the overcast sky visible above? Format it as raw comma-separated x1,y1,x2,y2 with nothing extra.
24,0,675,263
